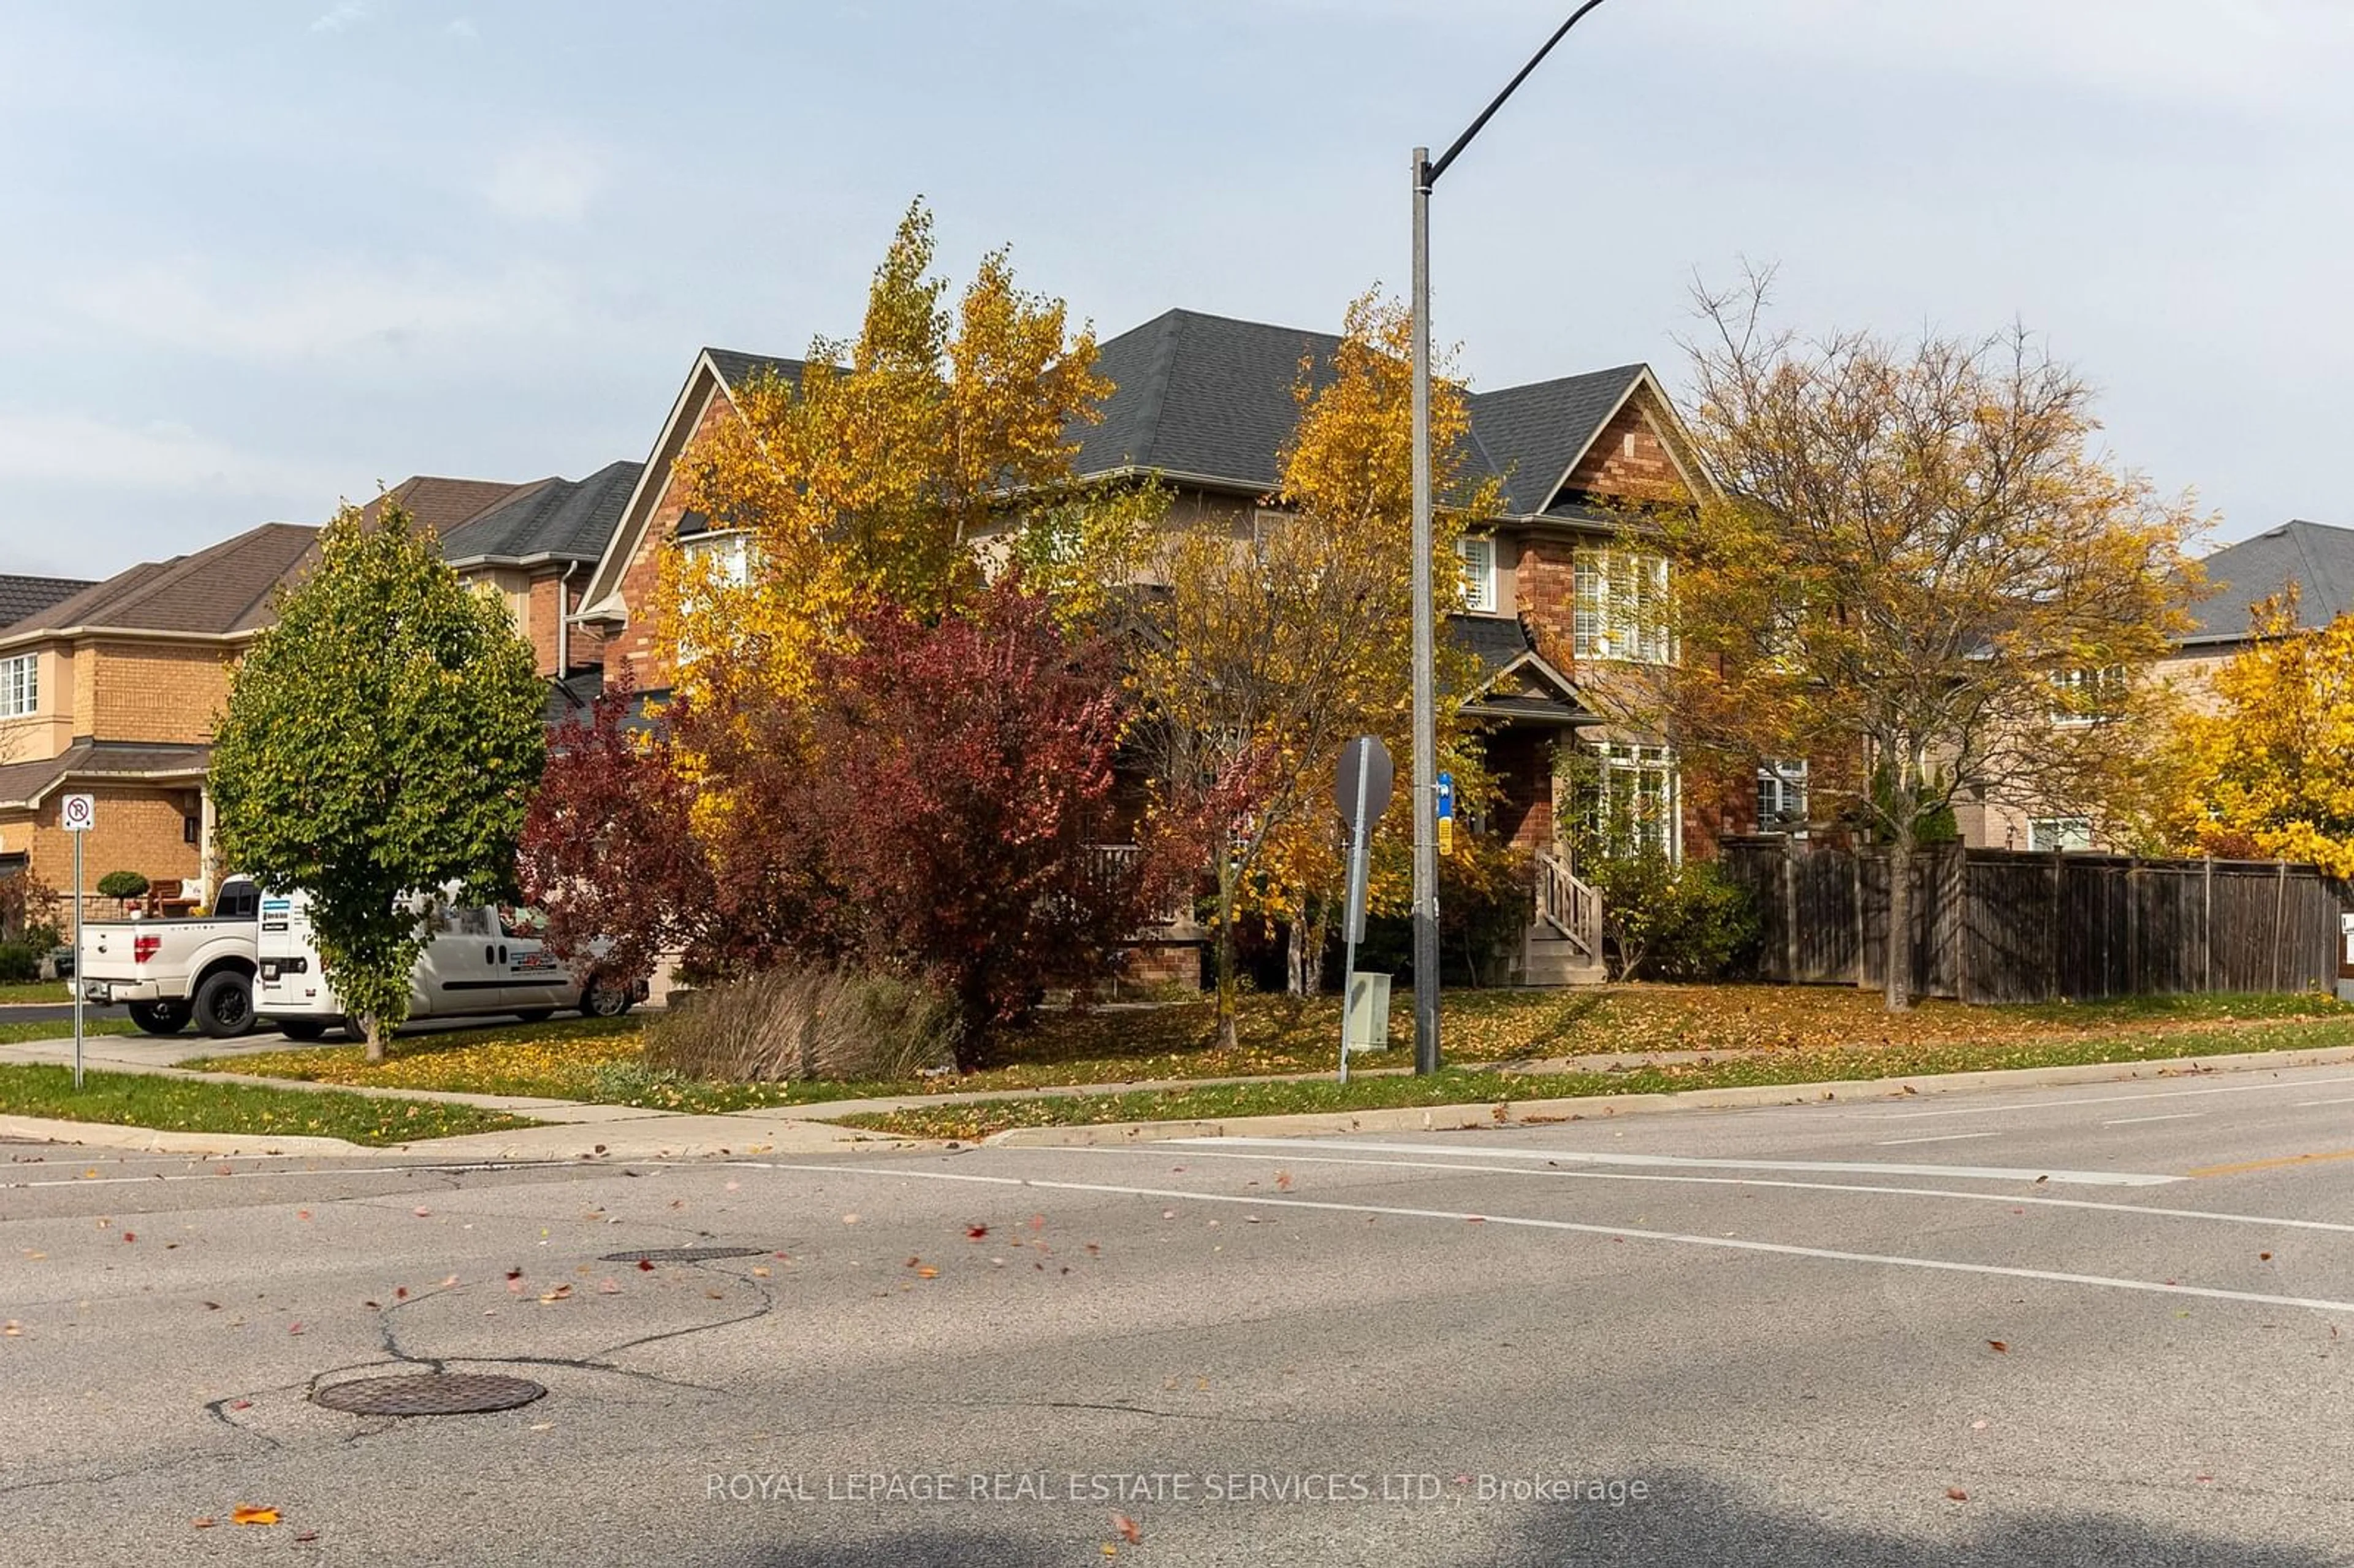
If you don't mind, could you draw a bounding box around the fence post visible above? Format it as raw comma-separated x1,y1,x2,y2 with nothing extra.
1853,851,1868,989
2203,858,2214,994
2125,858,2139,999
2047,851,2065,1003
1781,837,1799,984
2272,861,2288,992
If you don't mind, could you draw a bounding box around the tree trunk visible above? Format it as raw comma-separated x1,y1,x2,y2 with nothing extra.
361,1014,386,1064
1286,897,1327,997
1884,823,1915,1013
1214,851,1240,1051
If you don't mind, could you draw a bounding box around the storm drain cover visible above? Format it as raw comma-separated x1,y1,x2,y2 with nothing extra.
600,1246,766,1264
313,1374,546,1417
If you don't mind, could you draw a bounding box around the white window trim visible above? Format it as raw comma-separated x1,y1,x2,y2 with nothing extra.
1757,758,1809,835
679,527,754,588
1595,741,1682,862
1573,547,1672,664
1456,536,1497,614
2049,666,2126,728
0,652,36,720
2028,816,2093,853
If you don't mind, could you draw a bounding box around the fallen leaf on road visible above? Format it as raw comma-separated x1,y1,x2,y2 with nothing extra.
204,1302,220,1311
842,1213,861,1225
229,1399,251,1410
506,1278,524,1295
394,1287,408,1301
1113,1512,1143,1543
751,1266,771,1278
2035,1175,2049,1185
637,1260,655,1272
1161,1210,1176,1220
413,1207,432,1217
529,1422,553,1432
597,1279,621,1294
1274,1171,1294,1190
2261,1252,2274,1262
967,1224,989,1240
438,1274,458,1288
294,1530,318,1542
123,1231,135,1243
231,1505,280,1526
725,1181,741,1192
1987,1340,2008,1353
1970,1419,1987,1431
288,1323,305,1336
1945,1487,1968,1502
192,1518,216,1529
915,1266,939,1279
705,1289,725,1300
538,1285,573,1303
1,1322,20,1337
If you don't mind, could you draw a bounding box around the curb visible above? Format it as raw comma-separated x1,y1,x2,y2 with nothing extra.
0,1113,370,1157
980,1041,2354,1148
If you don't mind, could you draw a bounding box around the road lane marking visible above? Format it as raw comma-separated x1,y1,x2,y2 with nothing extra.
728,1161,2354,1317
1863,1074,2354,1121
2187,1149,2354,1179
1087,1147,2354,1235
2296,1097,2354,1108
2102,1113,2203,1126
0,1159,581,1190
1874,1132,2002,1146
1175,1136,2178,1187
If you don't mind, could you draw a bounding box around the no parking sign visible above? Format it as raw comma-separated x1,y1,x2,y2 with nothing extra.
60,793,94,832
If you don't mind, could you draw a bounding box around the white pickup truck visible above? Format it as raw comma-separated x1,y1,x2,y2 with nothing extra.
78,877,264,1038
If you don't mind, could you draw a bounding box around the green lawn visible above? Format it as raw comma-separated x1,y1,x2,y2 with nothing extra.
0,1064,535,1145
831,1014,2354,1141
0,1017,137,1045
0,980,73,1006
188,987,2354,1119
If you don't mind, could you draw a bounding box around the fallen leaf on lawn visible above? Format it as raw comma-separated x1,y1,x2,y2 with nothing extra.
1113,1512,1143,1544
1945,1487,1968,1502
232,1505,280,1526
1987,1340,2008,1353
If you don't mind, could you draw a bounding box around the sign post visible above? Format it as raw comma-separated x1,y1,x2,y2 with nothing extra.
60,793,94,1090
1333,737,1395,1083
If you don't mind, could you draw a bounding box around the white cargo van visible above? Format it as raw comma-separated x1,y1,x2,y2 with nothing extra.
254,889,636,1041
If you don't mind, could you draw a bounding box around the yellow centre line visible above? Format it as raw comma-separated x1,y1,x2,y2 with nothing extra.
2187,1148,2354,1179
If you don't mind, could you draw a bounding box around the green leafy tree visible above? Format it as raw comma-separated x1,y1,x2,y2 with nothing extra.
211,501,547,1060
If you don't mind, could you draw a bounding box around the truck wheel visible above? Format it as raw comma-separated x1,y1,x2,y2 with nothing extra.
128,1001,191,1037
193,971,255,1039
273,1018,329,1043
581,980,634,1018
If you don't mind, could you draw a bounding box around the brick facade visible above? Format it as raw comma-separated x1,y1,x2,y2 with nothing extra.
1564,399,1688,502
88,643,232,744
601,389,736,690
6,786,202,905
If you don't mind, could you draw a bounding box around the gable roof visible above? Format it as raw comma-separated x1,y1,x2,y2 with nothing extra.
2184,519,2354,645
441,460,644,568
0,523,320,645
359,476,537,536
1452,612,1594,726
0,575,98,631
1072,308,1667,518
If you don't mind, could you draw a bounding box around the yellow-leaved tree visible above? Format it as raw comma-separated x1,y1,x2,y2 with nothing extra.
2162,592,2354,876
661,200,1157,718
1134,293,1496,1043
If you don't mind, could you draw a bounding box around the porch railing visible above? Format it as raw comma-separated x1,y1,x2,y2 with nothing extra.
1534,851,1602,964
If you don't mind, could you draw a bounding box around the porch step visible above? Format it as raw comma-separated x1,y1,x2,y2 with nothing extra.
1518,937,1608,988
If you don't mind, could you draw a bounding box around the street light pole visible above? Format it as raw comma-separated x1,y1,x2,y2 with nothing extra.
1407,0,1617,1076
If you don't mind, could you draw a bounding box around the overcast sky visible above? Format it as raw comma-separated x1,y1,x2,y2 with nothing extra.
2,0,2347,578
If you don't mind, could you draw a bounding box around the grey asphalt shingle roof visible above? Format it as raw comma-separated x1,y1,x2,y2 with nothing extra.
441,460,644,566
1069,309,1646,516
2,524,319,640
2186,520,2354,644
705,349,807,392
0,575,97,631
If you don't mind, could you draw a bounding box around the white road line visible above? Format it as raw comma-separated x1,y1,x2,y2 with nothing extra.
726,1161,2354,1317
2296,1097,2354,1108
0,1159,578,1190
1875,1132,2002,1146
1087,1147,2354,1236
1175,1136,2178,1187
1862,1073,2354,1122
2103,1113,2203,1127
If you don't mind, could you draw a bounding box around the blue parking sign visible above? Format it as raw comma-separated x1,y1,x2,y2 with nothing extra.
1436,771,1454,821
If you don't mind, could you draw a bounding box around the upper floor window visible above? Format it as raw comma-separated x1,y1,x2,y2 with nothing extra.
1573,548,1670,663
1456,536,1497,613
0,653,35,718
2050,666,2127,726
2029,816,2092,853
679,528,752,588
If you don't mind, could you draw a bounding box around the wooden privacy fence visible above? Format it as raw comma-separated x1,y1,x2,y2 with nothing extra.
1720,836,2350,1003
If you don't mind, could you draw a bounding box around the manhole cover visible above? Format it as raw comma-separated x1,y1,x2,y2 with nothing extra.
599,1246,767,1263
313,1374,546,1417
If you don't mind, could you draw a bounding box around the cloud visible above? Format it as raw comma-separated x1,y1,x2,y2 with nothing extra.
0,412,345,498
481,135,606,223
310,1,370,34
58,260,581,362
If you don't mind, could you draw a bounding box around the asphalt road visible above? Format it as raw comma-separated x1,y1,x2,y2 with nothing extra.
7,1061,2354,1566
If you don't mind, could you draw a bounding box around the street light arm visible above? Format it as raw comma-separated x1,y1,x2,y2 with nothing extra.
1425,0,1617,186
